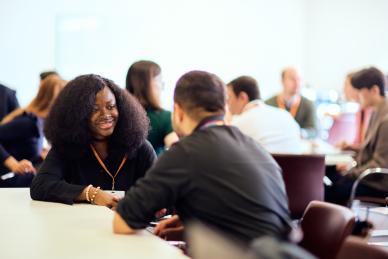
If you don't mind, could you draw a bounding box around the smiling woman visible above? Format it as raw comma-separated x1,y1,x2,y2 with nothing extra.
89,87,119,144
30,74,156,208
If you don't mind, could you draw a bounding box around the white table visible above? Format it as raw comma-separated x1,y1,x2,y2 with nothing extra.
0,188,187,259
324,153,355,166
301,139,355,166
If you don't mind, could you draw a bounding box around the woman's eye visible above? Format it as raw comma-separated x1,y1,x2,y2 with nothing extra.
108,104,116,110
92,106,99,112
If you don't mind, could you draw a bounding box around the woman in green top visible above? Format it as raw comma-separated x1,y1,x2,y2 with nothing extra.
126,60,178,155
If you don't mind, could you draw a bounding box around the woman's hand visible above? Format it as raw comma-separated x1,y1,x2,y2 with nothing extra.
154,215,184,241
93,190,119,209
336,141,360,152
4,156,36,175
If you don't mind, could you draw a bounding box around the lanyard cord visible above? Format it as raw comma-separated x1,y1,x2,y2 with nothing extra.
90,144,128,190
194,115,225,132
198,120,225,130
276,95,301,118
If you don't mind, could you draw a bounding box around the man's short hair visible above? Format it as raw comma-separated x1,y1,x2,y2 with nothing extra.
351,67,386,97
281,69,287,80
174,71,225,120
228,76,260,101
281,67,294,80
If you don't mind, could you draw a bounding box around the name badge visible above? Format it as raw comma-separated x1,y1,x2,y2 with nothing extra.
104,190,125,199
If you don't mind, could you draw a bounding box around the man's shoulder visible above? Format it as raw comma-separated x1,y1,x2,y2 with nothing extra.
380,99,388,111
183,126,243,149
300,96,314,106
264,95,278,106
374,99,388,122
232,108,257,125
262,104,294,118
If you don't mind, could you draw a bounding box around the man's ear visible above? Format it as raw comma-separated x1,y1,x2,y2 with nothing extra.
371,85,381,96
238,91,250,104
174,103,184,122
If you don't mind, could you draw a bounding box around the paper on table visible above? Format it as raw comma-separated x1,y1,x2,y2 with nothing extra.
370,207,388,215
0,172,15,181
368,242,388,247
371,230,388,237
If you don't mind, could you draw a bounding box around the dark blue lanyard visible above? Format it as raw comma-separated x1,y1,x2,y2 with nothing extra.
194,115,225,132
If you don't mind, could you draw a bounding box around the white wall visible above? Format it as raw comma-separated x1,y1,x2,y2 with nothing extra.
2,0,387,109
0,0,57,106
0,0,304,108
304,0,388,93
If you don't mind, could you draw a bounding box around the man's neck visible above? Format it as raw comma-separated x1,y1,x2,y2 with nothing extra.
282,92,298,102
188,113,224,135
371,96,386,109
186,120,199,135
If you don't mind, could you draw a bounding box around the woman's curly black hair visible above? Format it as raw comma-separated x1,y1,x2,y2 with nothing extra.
44,74,149,159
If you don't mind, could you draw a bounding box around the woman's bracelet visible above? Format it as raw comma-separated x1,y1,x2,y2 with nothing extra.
90,186,101,204
85,184,93,202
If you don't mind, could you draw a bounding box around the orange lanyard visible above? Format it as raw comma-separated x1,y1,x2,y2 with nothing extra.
90,145,128,190
276,95,301,118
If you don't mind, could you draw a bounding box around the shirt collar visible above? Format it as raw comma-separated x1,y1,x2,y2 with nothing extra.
194,115,225,132
242,99,263,113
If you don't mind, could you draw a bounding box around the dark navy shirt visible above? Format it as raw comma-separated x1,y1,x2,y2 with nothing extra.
0,112,43,175
0,84,19,121
30,141,156,204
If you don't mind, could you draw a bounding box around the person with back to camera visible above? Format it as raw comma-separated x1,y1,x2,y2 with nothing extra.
0,74,65,187
226,75,302,154
126,60,178,155
113,70,291,245
30,74,156,208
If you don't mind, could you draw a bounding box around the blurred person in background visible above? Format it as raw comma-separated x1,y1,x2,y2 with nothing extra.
325,67,388,205
0,74,66,187
266,67,317,139
227,75,302,154
336,72,373,152
126,60,178,155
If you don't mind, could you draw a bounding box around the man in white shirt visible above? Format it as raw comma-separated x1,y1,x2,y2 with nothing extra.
227,76,302,154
